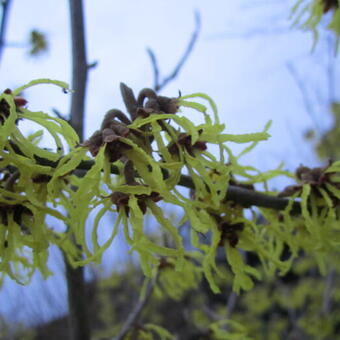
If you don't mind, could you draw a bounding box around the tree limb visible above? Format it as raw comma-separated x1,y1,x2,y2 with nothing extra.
0,0,12,65
176,168,301,214
147,10,201,92
65,1,90,340
20,156,301,215
63,158,301,213
65,258,91,340
69,0,88,141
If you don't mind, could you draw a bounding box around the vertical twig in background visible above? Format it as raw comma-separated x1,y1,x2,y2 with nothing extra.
65,1,90,340
226,291,237,319
69,0,88,141
322,270,335,315
326,34,336,103
65,262,91,340
114,19,201,333
286,62,322,134
0,0,12,65
113,272,159,340
147,10,201,93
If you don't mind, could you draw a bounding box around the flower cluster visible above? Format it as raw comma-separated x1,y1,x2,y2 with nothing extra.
279,163,340,207
3,79,339,299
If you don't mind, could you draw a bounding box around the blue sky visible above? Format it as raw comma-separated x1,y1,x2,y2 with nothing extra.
0,0,339,326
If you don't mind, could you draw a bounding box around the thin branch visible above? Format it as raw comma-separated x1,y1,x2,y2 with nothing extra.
0,0,12,65
326,34,336,103
202,304,220,321
113,273,159,340
286,62,321,134
52,107,70,122
147,10,201,92
207,26,289,40
226,291,238,319
146,48,160,91
321,270,335,315
87,60,98,70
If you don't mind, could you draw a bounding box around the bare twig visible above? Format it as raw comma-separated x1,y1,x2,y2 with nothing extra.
65,1,90,340
147,10,201,92
87,60,98,70
321,270,335,315
326,34,336,103
225,251,245,321
207,26,289,40
226,291,238,319
146,48,160,91
202,304,220,321
113,272,159,340
286,62,321,133
0,0,12,65
52,107,70,122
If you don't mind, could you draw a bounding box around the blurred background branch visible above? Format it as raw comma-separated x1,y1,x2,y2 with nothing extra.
64,1,90,340
147,10,201,92
0,0,12,64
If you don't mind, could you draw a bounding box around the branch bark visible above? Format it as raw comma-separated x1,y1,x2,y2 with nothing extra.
0,0,12,65
321,269,335,315
65,259,91,340
61,158,300,213
65,1,90,340
23,156,302,215
69,0,88,141
75,162,299,214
